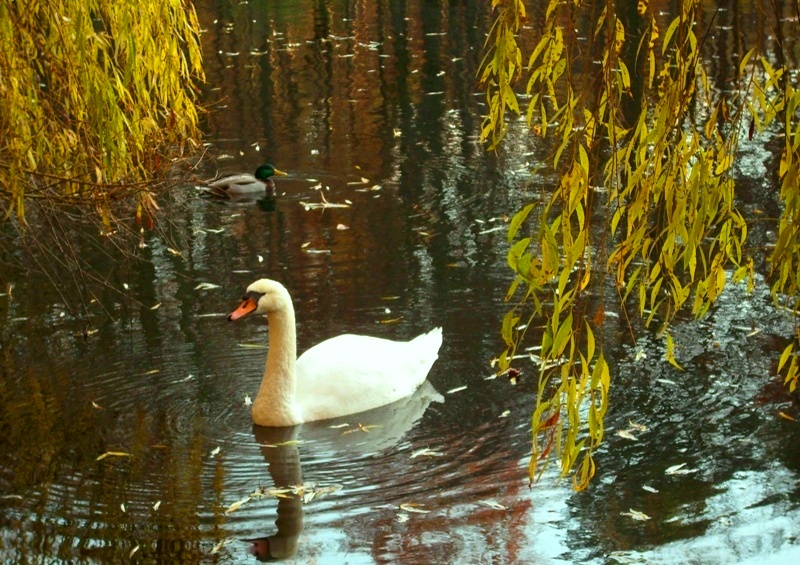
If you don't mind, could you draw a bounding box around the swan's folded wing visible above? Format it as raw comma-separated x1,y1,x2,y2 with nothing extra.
293,331,441,422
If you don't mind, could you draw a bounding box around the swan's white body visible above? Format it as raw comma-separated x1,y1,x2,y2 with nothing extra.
229,279,442,427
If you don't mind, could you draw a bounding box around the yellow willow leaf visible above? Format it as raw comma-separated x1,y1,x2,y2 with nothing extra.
778,343,794,373
552,313,573,357
614,18,625,55
662,16,680,55
739,47,757,76
508,203,535,244
585,321,595,361
665,332,684,371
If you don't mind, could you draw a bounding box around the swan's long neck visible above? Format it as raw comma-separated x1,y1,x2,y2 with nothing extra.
252,305,303,426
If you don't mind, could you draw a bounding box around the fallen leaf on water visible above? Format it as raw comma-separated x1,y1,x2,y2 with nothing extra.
194,282,220,290
129,545,140,558
336,223,349,230
478,500,508,510
665,463,698,475
91,401,104,410
342,423,382,435
150,303,161,310
96,451,132,461
167,248,182,256
301,192,350,210
238,343,268,349
621,509,651,521
210,537,237,554
447,385,467,394
642,485,659,493
399,503,430,514
616,430,638,441
410,448,443,459
779,411,796,422
656,378,678,386
210,446,221,458
628,420,649,432
397,513,409,523
143,369,160,375
244,394,252,406
257,255,264,263
153,500,161,511
120,503,126,513
499,410,511,418
225,495,252,514
328,423,350,429
379,316,404,324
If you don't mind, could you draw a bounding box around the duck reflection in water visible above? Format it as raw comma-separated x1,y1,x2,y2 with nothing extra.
241,381,443,561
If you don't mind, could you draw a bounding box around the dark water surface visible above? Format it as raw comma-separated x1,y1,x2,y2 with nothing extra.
2,1,800,563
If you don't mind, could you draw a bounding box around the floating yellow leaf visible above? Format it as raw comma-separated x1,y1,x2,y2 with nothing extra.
410,448,443,459
665,463,698,475
224,495,252,514
621,509,651,521
399,503,430,514
96,451,132,461
478,500,508,510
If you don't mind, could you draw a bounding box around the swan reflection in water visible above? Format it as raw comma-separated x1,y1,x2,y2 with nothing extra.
242,381,443,561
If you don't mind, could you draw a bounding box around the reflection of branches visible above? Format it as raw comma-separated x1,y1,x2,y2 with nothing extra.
0,153,209,322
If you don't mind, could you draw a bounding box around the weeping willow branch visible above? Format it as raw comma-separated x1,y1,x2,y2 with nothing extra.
480,0,800,489
0,0,205,229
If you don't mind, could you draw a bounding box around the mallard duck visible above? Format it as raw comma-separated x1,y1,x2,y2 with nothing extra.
205,164,287,197
228,279,443,427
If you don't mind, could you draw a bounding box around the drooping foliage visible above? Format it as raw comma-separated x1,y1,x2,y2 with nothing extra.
0,0,204,230
481,0,800,489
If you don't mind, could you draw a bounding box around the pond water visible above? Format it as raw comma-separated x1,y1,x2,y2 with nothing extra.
2,1,800,563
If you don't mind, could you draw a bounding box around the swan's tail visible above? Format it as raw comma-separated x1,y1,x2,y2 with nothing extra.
411,327,443,361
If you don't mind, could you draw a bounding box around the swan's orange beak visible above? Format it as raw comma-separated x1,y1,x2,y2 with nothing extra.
228,297,257,321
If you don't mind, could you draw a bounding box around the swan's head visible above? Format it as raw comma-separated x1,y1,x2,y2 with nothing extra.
228,279,291,321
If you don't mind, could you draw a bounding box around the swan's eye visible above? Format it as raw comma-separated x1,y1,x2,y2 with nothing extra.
241,295,249,301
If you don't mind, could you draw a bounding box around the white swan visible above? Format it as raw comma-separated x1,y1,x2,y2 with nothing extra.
228,279,443,427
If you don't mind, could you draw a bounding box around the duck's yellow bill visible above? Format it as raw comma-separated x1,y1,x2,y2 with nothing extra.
273,168,288,176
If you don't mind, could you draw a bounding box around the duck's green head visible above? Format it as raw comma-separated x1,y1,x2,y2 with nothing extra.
255,164,287,180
